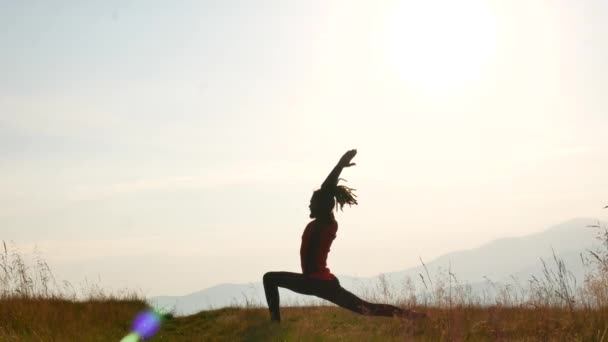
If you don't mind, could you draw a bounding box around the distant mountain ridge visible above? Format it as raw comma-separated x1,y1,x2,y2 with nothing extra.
150,217,603,315
384,217,600,283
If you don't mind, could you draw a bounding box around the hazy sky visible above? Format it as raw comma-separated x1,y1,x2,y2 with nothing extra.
1,0,608,296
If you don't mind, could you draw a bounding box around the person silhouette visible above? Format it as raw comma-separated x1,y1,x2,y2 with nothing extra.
263,149,425,322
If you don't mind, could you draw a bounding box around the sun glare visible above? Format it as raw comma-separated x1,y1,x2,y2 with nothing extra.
379,0,499,98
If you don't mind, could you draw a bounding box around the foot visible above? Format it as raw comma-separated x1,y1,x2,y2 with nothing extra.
270,311,281,322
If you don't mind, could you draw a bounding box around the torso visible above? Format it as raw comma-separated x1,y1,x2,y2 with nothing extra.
300,218,338,280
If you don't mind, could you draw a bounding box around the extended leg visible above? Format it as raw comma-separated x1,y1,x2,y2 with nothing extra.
324,285,424,319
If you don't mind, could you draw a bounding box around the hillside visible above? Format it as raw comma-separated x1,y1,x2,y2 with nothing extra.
148,306,608,341
3,299,607,341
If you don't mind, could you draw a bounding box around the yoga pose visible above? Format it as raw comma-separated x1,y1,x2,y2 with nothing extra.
263,149,425,322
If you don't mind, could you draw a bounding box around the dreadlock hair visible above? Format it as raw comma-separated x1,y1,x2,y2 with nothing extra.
333,179,358,211
315,178,358,212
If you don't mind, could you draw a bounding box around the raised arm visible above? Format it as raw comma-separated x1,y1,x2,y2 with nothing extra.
321,149,357,190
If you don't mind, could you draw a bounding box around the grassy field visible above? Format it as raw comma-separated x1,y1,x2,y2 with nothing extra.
150,305,608,341
2,299,608,341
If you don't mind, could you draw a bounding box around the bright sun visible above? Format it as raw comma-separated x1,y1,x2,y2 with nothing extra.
380,0,499,98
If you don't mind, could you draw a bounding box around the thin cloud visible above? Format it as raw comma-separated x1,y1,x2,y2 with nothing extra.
552,146,592,159
66,161,322,202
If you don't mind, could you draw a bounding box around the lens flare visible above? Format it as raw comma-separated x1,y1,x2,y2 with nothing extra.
121,309,164,341
131,310,162,339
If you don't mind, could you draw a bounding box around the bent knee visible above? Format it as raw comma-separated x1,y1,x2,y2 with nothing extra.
263,272,276,284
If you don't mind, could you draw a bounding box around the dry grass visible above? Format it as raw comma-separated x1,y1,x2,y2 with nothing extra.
0,241,149,341
2,299,608,341
0,297,148,341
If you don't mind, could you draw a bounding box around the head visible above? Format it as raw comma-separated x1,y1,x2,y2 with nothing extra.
308,183,359,219
309,189,335,219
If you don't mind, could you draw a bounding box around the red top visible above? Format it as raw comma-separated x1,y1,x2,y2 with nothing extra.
300,219,338,280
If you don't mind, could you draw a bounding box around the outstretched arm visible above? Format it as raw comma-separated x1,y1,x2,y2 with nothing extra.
321,149,357,190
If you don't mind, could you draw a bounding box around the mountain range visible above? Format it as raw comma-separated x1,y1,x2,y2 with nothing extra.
150,217,604,315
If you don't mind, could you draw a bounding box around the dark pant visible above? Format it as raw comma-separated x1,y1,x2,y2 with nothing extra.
263,271,407,321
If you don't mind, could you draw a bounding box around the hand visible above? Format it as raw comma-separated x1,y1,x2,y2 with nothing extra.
338,149,357,168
